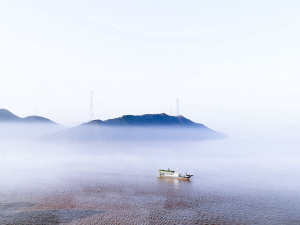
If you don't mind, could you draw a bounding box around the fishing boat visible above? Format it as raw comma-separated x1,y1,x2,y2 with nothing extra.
157,168,193,180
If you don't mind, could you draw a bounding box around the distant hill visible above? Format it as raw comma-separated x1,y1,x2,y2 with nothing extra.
37,113,227,142
91,113,204,127
0,109,22,122
0,109,63,141
23,116,56,124
0,109,57,124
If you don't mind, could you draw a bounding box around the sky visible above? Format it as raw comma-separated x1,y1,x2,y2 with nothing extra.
0,0,300,136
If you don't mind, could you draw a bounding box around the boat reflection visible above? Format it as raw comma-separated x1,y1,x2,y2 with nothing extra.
156,176,191,190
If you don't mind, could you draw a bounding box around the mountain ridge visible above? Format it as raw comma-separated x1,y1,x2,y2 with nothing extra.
0,109,57,124
37,113,227,142
87,113,205,127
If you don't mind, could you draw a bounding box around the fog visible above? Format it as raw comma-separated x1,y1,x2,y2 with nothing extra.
2,137,300,190
37,125,227,142
1,124,300,223
0,123,64,142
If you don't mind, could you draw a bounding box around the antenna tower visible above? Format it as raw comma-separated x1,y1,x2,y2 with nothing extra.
89,91,94,121
90,91,94,121
176,98,179,116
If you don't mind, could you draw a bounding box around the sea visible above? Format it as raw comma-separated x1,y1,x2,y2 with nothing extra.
0,135,300,224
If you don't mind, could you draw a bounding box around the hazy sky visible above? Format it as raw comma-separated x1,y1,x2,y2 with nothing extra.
0,0,299,136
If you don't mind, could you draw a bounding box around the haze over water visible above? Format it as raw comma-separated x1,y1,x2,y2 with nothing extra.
1,133,300,224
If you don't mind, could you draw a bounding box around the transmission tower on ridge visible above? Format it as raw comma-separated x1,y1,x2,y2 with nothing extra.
89,91,94,121
176,98,179,116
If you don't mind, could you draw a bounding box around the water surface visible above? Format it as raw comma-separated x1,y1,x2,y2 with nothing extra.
1,136,300,224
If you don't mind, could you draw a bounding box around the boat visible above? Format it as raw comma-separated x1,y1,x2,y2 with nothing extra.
157,168,193,180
